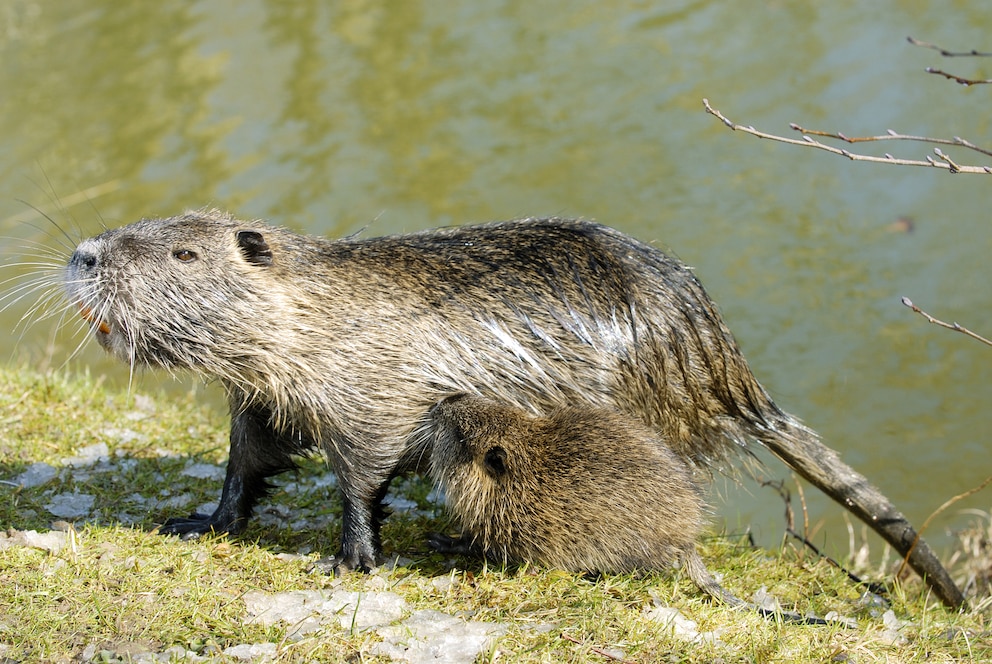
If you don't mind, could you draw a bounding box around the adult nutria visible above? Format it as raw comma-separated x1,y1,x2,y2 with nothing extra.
426,394,821,621
62,209,962,608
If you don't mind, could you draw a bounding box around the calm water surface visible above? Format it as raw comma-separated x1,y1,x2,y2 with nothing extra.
1,0,990,557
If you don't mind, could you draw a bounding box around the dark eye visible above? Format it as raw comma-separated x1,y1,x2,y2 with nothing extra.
173,249,198,262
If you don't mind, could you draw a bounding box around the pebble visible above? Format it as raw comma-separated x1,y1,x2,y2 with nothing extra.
44,492,95,518
181,462,226,480
0,528,68,553
62,443,110,467
243,588,407,632
373,609,506,664
223,643,278,662
12,461,57,488
242,588,505,663
644,605,725,647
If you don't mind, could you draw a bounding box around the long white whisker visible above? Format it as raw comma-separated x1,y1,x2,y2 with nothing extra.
58,314,98,367
0,280,60,314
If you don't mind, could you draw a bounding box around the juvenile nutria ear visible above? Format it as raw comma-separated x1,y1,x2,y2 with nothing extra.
482,446,508,478
236,230,273,266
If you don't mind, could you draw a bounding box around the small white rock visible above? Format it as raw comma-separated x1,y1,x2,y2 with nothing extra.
223,642,278,662
44,492,95,518
373,609,505,664
13,462,58,488
243,588,407,632
824,611,858,629
644,605,724,647
882,609,909,632
63,443,110,467
181,463,225,481
750,585,781,613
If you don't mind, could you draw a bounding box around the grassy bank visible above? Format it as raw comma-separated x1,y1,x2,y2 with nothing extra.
0,366,989,662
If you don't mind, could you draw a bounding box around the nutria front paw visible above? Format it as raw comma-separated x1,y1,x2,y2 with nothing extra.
158,512,240,540
427,532,476,556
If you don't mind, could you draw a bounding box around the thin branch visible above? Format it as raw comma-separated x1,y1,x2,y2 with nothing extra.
561,634,636,664
795,474,811,551
907,36,992,58
703,99,992,174
789,125,992,160
763,479,889,597
924,67,992,86
906,37,992,85
901,297,992,348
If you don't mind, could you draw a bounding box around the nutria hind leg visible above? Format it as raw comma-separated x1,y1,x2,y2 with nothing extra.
681,546,743,608
159,403,300,539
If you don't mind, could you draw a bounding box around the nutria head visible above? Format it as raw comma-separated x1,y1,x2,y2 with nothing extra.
63,209,290,373
427,394,546,561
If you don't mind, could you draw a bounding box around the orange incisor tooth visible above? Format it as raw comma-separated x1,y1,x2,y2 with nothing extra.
79,306,111,334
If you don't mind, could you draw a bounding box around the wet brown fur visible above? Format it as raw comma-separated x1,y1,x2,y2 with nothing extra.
427,394,736,602
61,209,963,607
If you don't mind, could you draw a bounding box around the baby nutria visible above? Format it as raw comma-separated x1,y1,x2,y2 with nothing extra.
426,394,727,583
426,394,824,622
62,209,962,608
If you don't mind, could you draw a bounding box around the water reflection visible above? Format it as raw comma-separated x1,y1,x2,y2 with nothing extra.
0,2,231,223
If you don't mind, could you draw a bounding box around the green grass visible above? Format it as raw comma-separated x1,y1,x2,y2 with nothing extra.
0,366,989,662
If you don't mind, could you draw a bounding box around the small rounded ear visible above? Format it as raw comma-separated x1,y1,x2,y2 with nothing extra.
483,446,508,477
441,393,469,406
237,230,273,266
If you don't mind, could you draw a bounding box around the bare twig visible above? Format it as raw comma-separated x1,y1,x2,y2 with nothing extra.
763,480,889,597
907,36,992,58
561,634,636,664
795,476,811,545
896,475,992,580
924,67,992,86
789,125,992,160
901,297,992,348
907,37,992,85
703,99,992,174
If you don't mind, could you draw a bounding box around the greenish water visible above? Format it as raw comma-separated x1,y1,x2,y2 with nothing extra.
2,1,990,558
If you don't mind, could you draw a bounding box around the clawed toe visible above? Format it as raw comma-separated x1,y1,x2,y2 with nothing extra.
158,513,228,539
